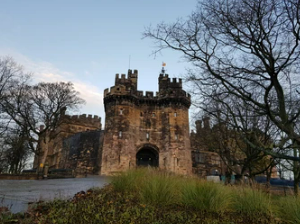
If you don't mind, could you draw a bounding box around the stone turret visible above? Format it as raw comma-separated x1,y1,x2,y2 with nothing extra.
104,69,191,108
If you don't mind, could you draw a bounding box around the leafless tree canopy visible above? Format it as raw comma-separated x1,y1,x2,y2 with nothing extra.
0,57,85,159
1,81,85,154
0,57,27,100
144,0,300,146
0,57,30,135
144,0,300,192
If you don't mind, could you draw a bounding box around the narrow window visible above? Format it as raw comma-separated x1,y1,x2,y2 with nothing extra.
174,112,177,117
146,132,149,140
140,112,143,117
120,109,123,115
175,134,178,140
152,113,155,118
119,131,122,138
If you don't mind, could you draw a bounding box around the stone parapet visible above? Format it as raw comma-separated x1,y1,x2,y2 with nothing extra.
104,69,191,103
104,69,191,109
61,114,102,129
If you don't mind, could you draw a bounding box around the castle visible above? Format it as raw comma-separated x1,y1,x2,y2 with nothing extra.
35,67,193,175
34,67,279,179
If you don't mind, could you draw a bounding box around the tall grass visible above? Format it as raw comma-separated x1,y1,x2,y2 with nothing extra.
112,168,232,212
232,187,273,217
112,168,300,223
181,179,232,213
278,196,300,224
111,168,147,192
139,171,179,206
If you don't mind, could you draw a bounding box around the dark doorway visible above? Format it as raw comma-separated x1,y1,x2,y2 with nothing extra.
136,147,159,167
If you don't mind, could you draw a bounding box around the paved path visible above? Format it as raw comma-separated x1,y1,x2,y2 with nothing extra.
0,176,109,213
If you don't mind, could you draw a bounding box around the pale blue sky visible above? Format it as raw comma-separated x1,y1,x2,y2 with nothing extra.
0,0,197,121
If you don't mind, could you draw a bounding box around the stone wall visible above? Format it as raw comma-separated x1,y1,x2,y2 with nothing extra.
62,130,103,174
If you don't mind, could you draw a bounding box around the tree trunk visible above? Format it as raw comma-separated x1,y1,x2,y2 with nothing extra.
40,133,50,167
225,170,231,185
293,148,300,196
265,169,271,194
249,176,255,187
294,179,299,196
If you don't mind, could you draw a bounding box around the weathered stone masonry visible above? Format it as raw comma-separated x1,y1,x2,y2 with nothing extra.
101,69,192,175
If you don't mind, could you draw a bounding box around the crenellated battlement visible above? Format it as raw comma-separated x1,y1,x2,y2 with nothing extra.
62,113,102,129
136,91,159,98
104,87,190,99
105,70,189,96
104,69,191,108
114,69,138,93
159,73,183,92
159,73,183,84
115,69,138,81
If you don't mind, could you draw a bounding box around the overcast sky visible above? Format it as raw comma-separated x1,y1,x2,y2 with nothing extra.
0,0,197,124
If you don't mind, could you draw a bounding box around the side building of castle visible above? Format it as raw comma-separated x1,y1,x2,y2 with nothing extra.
34,68,192,175
33,111,102,171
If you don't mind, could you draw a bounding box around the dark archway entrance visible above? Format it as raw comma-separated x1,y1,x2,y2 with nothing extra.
136,147,159,167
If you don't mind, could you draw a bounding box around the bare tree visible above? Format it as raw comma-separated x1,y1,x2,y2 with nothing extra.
0,57,30,136
0,138,9,173
0,62,85,168
144,0,300,194
0,127,33,174
193,100,276,186
2,82,85,167
0,57,26,100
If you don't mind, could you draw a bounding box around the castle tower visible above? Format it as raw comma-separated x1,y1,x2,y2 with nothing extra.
101,68,192,175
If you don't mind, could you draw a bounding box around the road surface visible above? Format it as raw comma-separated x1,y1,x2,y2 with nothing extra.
0,176,109,213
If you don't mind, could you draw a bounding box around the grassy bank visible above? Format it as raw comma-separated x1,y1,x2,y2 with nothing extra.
2,168,300,223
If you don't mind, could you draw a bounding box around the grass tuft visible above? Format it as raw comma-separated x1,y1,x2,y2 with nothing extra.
180,179,232,213
111,168,147,192
278,196,300,224
232,187,273,218
139,171,179,206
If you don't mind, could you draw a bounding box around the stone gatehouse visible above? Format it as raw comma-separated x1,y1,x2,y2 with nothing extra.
35,67,192,175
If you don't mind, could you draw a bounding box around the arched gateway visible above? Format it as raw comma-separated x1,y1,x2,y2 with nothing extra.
136,146,159,167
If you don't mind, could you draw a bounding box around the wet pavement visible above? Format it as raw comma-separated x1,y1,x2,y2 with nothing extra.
0,176,110,213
